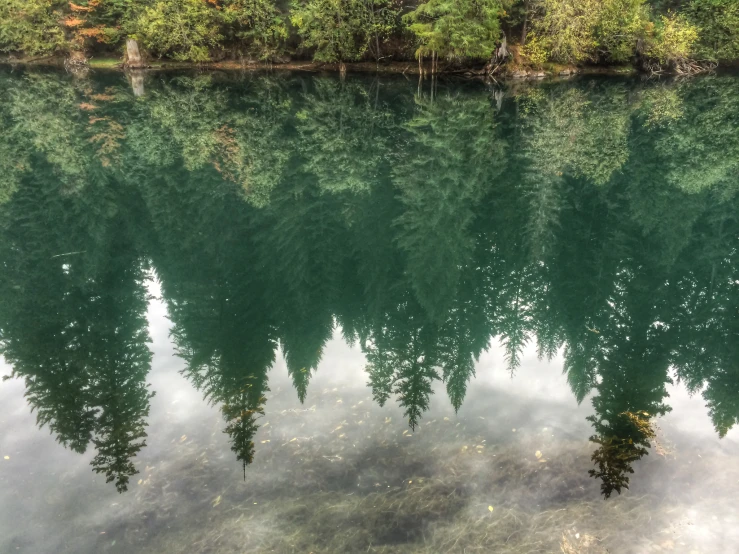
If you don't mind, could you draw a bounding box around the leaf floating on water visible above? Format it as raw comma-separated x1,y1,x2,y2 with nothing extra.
3,456,9,460
260,440,270,444
212,495,222,507
535,450,542,459
488,506,494,512
512,428,516,433
289,438,297,442
180,435,187,442
539,459,547,463
443,417,450,421
384,417,392,424
137,479,143,485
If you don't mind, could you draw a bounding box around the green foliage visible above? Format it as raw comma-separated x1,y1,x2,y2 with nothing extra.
294,79,396,194
518,87,630,186
218,0,288,59
528,0,600,62
528,0,649,63
521,33,549,65
595,0,649,62
643,12,699,65
687,0,739,60
403,0,503,60
290,0,371,62
136,0,223,61
0,0,737,67
0,0,67,54
362,0,400,60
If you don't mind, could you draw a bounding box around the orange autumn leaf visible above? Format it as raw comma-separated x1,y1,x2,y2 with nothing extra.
64,17,84,27
70,2,93,11
78,27,105,38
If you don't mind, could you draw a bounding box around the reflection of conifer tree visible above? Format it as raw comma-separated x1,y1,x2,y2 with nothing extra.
539,182,622,401
126,75,292,208
585,263,672,498
295,78,397,194
0,175,98,454
644,77,739,195
364,296,441,430
438,242,495,411
138,157,277,472
338,178,404,344
516,86,630,259
665,207,739,437
255,169,354,402
495,264,537,374
88,235,153,492
696,274,738,438
393,91,506,323
0,166,153,493
174,310,274,476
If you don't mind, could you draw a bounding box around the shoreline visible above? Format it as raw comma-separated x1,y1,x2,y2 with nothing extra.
3,55,736,80
0,55,642,80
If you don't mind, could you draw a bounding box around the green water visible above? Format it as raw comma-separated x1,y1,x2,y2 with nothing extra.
0,68,738,553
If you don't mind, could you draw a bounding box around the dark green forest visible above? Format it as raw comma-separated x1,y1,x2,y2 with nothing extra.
1,0,738,71
0,70,737,498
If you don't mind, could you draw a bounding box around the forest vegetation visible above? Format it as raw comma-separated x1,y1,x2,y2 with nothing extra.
0,0,738,73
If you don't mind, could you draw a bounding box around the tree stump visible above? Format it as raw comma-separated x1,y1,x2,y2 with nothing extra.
125,38,146,69
485,35,508,75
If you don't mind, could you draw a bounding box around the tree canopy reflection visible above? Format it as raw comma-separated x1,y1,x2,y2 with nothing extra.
0,69,736,496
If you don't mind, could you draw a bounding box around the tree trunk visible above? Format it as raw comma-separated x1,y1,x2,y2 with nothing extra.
521,0,530,46
496,35,508,63
484,34,508,75
125,38,145,69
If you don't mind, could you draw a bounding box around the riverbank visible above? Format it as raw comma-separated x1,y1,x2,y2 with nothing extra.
0,54,640,80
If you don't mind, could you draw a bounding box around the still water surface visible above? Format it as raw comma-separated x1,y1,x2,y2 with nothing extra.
0,68,738,553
